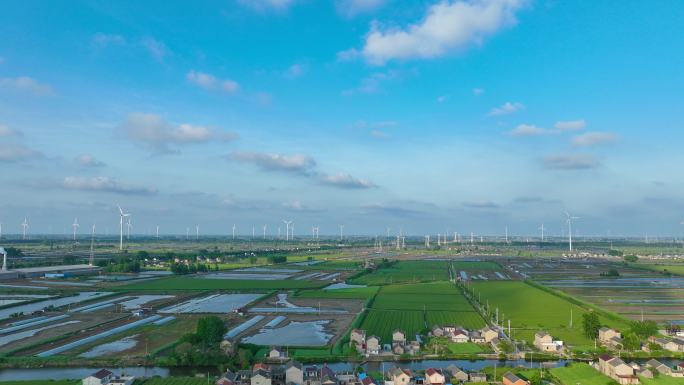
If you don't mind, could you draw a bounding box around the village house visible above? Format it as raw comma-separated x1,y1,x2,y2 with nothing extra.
424,368,445,385
251,369,272,385
533,331,564,354
469,331,486,343
445,365,468,383
449,328,470,344
216,369,238,385
285,361,304,385
479,326,499,343
468,373,487,383
431,326,444,337
361,376,377,385
599,327,623,349
385,367,412,385
502,372,530,385
269,346,287,360
393,330,407,345
82,369,134,385
350,329,366,351
598,355,639,385
366,335,381,355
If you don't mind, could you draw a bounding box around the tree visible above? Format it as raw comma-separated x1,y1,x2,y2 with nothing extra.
582,312,601,339
623,255,638,262
630,320,658,339
196,316,227,345
622,332,641,350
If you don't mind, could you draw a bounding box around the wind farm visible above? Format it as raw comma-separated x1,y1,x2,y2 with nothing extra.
2,0,684,384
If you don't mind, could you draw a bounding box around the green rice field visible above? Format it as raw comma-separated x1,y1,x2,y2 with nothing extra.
296,286,379,299
470,281,629,347
350,260,451,285
550,363,613,385
360,282,485,341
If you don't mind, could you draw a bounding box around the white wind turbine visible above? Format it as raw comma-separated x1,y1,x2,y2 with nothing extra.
339,224,345,241
117,205,131,251
21,218,29,240
539,223,545,241
72,218,80,241
565,212,580,251
282,220,292,241
263,224,267,240
126,217,133,240
232,224,236,240
195,224,200,241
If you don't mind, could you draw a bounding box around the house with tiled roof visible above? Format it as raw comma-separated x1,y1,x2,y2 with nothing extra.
502,372,529,385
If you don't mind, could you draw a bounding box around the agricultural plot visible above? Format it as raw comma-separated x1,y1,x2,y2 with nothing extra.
350,260,451,285
360,282,484,341
296,286,378,300
138,378,210,385
114,276,326,291
550,363,613,385
470,281,628,347
160,293,261,313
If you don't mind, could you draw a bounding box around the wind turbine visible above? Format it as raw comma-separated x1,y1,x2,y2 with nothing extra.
263,224,267,240
21,218,29,240
117,205,131,251
282,220,292,241
538,224,545,241
339,224,345,241
195,224,199,241
232,224,236,240
89,224,96,266
126,217,132,240
72,218,80,241
505,226,508,243
156,225,159,239
565,212,580,251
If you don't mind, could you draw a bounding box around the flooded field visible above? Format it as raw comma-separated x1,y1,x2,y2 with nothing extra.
203,272,294,280
250,293,348,314
242,320,333,346
0,292,112,320
160,293,261,313
79,334,139,358
119,295,175,310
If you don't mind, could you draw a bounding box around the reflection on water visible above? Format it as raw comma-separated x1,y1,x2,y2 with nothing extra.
80,334,139,358
243,320,333,346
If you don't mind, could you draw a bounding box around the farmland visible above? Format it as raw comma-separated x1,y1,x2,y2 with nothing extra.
350,261,451,285
470,281,629,347
113,276,327,291
137,378,212,385
296,286,378,300
359,282,484,341
550,363,613,385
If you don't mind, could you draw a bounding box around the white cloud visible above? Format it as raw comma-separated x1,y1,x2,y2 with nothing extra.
228,151,316,173
0,124,20,137
76,154,106,168
343,70,398,95
237,0,297,11
140,36,168,61
555,119,586,131
489,101,524,116
336,0,386,18
571,132,617,147
186,70,240,93
318,173,377,189
92,33,125,47
284,63,305,79
355,0,525,65
61,176,157,195
0,76,54,96
0,144,41,162
508,124,554,137
370,129,390,139
120,113,237,153
543,153,601,170
473,87,485,96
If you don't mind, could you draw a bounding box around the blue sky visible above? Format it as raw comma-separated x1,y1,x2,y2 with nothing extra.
1,0,683,238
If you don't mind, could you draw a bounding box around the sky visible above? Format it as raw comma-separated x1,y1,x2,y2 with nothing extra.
1,0,683,238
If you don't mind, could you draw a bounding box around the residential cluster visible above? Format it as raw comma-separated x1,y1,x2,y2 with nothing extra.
348,325,500,358
532,331,564,354
82,369,135,385
214,362,505,385
596,355,684,385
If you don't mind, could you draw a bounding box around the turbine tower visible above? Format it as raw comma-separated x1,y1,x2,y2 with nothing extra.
0,247,7,271
126,217,132,240
263,224,267,240
156,225,159,239
89,224,96,266
72,218,80,241
232,224,236,240
565,212,580,251
117,205,131,251
539,223,545,241
282,220,292,241
339,224,345,241
21,218,29,240
196,224,199,241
